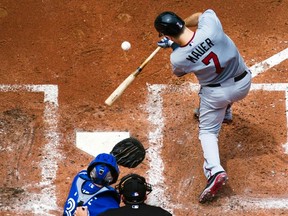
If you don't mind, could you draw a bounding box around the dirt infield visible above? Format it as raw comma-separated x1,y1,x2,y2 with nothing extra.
0,0,288,215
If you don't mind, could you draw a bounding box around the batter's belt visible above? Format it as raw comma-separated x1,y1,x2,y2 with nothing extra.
205,71,248,87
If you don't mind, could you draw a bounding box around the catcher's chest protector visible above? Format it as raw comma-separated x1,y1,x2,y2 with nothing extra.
63,175,119,216
76,178,110,205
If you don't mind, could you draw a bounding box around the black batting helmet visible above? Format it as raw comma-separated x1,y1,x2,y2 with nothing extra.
154,11,185,37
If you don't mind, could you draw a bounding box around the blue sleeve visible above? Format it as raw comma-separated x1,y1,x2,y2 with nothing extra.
63,173,82,216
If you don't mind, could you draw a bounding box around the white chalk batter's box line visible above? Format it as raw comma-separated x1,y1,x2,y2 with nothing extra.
146,83,288,212
0,85,60,215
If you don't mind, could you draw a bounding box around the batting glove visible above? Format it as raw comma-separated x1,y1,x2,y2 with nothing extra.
157,37,174,49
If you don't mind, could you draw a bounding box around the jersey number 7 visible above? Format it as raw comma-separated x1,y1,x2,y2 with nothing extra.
202,51,223,74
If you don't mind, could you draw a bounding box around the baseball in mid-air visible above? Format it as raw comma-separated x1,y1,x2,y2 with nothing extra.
121,41,131,51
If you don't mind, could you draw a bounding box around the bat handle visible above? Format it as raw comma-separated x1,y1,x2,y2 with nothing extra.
139,47,161,70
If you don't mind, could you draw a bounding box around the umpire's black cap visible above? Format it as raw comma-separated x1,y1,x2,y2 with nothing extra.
117,173,152,204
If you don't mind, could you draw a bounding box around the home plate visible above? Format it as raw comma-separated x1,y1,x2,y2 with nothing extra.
76,131,130,156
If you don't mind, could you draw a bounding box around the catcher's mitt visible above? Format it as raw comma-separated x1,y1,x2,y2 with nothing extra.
110,137,146,168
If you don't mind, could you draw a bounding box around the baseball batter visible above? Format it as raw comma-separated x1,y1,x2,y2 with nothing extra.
154,9,252,203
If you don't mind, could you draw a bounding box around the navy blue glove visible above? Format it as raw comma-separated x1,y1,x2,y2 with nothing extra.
157,37,174,48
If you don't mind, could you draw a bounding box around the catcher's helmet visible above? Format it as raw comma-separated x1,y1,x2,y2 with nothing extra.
116,173,152,204
154,11,185,37
87,153,119,185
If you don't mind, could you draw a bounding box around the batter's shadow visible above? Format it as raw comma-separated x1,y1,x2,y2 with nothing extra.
221,113,280,159
217,113,283,199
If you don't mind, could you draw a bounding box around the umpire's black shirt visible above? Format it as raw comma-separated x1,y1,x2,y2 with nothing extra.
99,203,172,216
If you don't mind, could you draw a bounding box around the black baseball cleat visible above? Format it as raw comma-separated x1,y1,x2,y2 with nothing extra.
199,171,228,203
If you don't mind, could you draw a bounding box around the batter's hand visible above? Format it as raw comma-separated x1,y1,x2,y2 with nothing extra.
157,37,174,48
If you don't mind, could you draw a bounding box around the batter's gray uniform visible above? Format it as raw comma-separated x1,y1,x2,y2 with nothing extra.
170,9,252,179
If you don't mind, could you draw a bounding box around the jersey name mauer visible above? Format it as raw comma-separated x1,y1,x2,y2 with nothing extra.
186,38,214,63
171,9,248,85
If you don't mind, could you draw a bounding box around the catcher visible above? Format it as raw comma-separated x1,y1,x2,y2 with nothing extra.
63,153,121,216
65,137,146,216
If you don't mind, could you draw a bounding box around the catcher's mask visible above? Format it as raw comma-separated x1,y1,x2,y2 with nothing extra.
154,11,185,37
116,173,152,204
87,153,119,185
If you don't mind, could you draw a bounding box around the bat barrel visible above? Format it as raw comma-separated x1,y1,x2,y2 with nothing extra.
104,47,161,106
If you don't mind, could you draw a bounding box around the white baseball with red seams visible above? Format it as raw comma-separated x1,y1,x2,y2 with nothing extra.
121,41,131,51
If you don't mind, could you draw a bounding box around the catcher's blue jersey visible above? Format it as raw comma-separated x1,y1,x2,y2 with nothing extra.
63,170,120,216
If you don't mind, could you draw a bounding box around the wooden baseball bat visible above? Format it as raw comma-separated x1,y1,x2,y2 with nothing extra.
105,47,161,106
